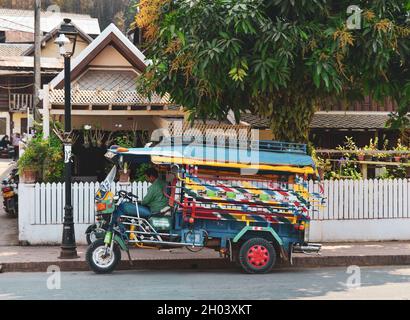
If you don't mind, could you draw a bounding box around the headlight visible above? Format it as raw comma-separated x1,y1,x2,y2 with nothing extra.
104,151,116,159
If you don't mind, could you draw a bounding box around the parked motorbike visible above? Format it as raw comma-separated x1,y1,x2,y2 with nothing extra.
2,168,18,216
85,213,111,245
0,146,15,159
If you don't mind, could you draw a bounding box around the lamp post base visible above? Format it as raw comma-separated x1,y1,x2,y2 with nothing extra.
59,247,79,259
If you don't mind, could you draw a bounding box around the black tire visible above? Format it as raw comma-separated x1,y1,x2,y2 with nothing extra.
86,232,93,246
238,238,276,274
86,226,106,245
86,239,121,274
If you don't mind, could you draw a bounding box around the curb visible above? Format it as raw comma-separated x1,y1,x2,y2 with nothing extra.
1,255,410,273
292,255,410,268
0,258,233,273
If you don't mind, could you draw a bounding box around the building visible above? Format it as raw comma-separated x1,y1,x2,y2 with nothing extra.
237,98,401,150
0,9,100,137
40,24,184,179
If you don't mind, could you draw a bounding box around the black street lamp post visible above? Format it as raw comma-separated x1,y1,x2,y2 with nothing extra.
55,19,79,259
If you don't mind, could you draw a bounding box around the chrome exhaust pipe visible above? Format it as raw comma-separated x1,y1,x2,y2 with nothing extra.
293,243,322,254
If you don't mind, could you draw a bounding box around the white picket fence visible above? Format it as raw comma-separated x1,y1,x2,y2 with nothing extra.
18,178,410,244
310,179,410,220
22,181,151,225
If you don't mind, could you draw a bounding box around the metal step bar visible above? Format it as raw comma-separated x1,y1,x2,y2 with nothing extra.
128,239,203,247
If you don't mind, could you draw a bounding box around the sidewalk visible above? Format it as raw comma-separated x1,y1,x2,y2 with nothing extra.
1,241,410,273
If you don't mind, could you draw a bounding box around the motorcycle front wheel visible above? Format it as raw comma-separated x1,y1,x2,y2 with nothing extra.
86,239,121,274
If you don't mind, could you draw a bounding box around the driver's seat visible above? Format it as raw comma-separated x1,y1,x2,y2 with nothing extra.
150,206,171,217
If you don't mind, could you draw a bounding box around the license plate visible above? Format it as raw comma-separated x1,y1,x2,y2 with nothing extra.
4,191,14,198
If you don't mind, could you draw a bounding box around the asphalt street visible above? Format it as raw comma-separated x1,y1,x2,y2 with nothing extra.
1,266,410,300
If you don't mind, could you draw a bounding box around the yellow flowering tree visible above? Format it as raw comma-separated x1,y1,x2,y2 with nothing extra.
135,0,410,142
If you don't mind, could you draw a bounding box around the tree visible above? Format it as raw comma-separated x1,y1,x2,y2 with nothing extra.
135,0,410,143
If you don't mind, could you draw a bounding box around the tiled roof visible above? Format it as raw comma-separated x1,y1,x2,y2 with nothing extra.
0,43,31,56
0,8,100,35
239,113,270,128
310,113,390,129
50,24,148,89
75,70,138,91
0,56,63,70
239,112,391,129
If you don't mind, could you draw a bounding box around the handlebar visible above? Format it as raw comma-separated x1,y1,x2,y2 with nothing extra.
117,190,139,201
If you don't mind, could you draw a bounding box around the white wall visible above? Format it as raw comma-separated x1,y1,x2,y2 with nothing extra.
19,222,89,245
309,220,410,242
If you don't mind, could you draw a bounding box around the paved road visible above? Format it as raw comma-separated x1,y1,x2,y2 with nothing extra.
1,266,410,300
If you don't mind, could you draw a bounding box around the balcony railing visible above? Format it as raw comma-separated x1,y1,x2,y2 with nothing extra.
9,93,33,112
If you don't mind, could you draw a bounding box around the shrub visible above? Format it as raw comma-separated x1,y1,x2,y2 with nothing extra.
18,133,64,183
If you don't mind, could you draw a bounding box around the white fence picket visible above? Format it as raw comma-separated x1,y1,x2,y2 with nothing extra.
56,182,64,224
79,182,86,224
388,179,394,218
40,183,46,224
398,179,403,218
356,180,364,219
326,180,334,220
332,180,338,220
363,179,369,219
51,183,57,224
353,180,359,219
368,179,374,219
376,178,382,219
73,182,79,224
383,180,389,219
23,178,410,225
34,183,41,224
404,180,408,218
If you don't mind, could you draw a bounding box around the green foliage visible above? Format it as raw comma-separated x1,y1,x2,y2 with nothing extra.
137,0,410,142
394,138,409,152
18,133,64,183
115,134,135,148
133,163,152,182
377,165,407,179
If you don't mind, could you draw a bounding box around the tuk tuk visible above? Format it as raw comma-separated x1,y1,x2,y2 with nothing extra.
85,139,323,274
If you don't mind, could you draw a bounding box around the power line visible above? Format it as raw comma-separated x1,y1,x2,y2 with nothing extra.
0,17,34,32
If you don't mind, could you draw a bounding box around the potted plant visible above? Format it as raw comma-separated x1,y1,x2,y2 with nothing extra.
363,138,378,161
377,139,390,162
119,162,130,183
357,149,365,161
394,139,409,162
18,140,42,183
18,130,64,184
20,165,38,183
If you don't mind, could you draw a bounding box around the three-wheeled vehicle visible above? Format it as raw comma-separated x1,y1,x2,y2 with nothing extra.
86,139,323,274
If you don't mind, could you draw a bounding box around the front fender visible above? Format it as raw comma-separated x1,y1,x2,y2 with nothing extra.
85,224,97,235
114,234,128,251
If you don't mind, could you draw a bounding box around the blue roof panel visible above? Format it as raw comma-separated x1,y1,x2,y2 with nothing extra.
109,144,315,167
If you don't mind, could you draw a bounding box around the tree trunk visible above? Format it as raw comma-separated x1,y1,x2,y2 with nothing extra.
254,94,317,144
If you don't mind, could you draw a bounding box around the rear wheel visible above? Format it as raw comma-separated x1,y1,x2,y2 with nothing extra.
238,238,276,274
86,239,121,274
